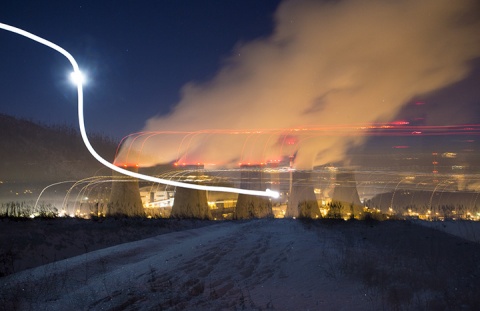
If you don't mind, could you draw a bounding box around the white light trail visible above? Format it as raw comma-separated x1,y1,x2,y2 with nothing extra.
34,180,77,210
0,22,279,199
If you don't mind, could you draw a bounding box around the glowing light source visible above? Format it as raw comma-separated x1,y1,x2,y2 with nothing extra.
70,70,85,86
0,22,279,199
266,188,280,199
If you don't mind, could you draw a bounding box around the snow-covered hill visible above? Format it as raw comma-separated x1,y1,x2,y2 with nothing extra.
1,219,479,310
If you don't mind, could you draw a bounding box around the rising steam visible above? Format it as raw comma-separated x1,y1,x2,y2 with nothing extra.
116,0,480,169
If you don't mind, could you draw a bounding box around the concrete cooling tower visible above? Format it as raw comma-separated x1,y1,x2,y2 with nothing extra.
170,187,212,219
331,170,363,217
235,165,273,219
286,171,321,219
170,165,212,219
108,166,144,217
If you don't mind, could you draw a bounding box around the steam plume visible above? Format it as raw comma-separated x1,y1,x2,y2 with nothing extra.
116,0,480,169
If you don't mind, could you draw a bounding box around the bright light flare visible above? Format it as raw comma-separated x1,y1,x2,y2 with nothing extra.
0,22,279,199
70,70,85,86
266,188,280,199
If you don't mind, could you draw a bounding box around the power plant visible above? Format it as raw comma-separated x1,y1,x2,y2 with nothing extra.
104,162,369,220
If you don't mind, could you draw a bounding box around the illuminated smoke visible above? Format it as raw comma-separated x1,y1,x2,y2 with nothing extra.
116,0,480,169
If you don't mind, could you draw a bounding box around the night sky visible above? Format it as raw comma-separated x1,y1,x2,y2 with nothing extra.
0,1,280,139
1,0,480,168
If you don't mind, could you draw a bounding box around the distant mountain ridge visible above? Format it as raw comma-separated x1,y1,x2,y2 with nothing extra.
0,113,117,183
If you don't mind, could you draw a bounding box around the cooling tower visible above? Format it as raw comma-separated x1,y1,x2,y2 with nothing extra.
107,166,145,217
285,171,321,219
235,165,273,219
170,187,212,219
170,165,212,219
331,170,363,217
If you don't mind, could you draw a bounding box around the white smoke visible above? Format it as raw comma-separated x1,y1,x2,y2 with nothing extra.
116,0,480,169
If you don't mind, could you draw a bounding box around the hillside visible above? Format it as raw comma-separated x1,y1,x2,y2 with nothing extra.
0,114,118,195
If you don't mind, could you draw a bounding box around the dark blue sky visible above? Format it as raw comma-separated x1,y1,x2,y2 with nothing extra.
1,0,479,146
0,1,281,139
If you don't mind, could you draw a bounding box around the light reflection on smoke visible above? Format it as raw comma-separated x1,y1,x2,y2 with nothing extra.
116,0,480,169
116,124,480,169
